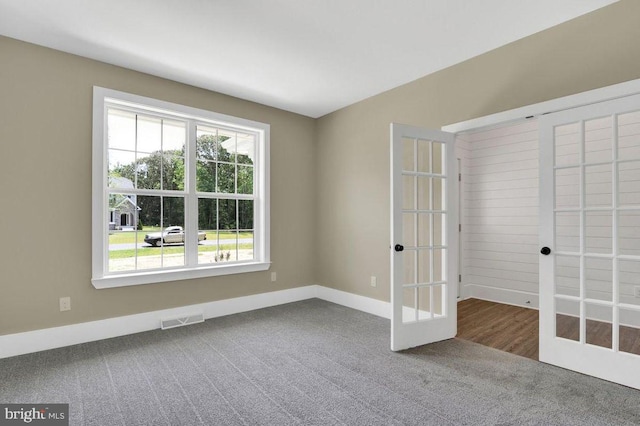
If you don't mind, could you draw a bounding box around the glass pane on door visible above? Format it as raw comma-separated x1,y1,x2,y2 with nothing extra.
403,251,416,285
432,142,444,174
619,309,640,356
417,177,431,210
619,259,640,306
619,161,640,206
555,168,580,208
417,213,431,247
403,213,416,248
402,287,416,323
417,139,430,173
585,164,612,207
585,211,612,254
433,249,445,282
584,116,612,164
403,138,415,171
618,111,640,160
403,176,414,210
555,255,580,297
619,211,640,256
433,213,446,246
432,284,445,317
556,298,580,342
555,122,580,167
584,258,612,302
417,286,431,321
586,303,612,349
555,212,580,253
433,178,445,211
417,249,430,283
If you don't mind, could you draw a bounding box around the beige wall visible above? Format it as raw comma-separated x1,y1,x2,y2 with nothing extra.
0,36,316,335
315,0,640,301
3,1,640,337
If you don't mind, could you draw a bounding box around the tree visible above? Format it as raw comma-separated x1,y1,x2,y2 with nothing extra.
109,133,253,231
195,134,254,231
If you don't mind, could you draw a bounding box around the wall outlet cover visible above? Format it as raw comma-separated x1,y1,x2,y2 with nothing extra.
59,297,71,312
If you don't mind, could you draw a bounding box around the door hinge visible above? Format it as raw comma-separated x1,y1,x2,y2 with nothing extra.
459,224,462,232
458,173,461,182
458,274,462,283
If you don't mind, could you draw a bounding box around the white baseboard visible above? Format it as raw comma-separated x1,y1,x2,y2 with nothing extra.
465,284,640,327
459,282,472,300
4,283,635,360
0,285,391,359
465,284,539,310
315,286,390,319
0,285,316,359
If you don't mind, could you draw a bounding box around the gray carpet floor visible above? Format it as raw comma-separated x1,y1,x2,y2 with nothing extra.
1,299,639,425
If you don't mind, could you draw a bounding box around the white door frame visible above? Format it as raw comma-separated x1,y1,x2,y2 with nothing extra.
443,79,640,135
456,157,462,299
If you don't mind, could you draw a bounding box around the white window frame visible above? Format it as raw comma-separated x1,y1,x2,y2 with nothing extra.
92,87,270,289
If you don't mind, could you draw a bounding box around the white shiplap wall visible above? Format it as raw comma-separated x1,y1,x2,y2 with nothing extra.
459,113,640,311
459,119,540,307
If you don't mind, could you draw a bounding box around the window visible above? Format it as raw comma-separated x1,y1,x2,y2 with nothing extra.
92,87,270,288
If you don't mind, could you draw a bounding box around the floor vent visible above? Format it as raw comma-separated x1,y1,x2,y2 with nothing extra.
161,313,205,330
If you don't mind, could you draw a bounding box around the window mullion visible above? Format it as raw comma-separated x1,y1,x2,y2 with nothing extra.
185,120,199,267
255,128,266,262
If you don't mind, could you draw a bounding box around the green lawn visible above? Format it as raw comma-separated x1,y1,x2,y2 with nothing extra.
109,228,253,245
109,243,254,259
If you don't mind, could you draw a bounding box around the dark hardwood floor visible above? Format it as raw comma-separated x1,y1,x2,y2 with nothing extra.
457,298,539,360
555,314,640,355
456,298,640,361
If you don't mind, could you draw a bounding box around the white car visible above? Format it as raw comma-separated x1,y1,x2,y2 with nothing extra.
144,226,206,246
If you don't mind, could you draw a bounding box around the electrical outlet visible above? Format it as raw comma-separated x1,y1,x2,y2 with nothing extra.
271,272,277,282
370,276,377,287
59,297,71,312
634,286,640,298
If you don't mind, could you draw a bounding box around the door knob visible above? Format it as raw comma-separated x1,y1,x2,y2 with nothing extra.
540,247,551,255
394,244,404,252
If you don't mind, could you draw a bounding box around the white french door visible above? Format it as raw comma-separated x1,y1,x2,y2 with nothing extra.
540,93,640,390
390,123,458,351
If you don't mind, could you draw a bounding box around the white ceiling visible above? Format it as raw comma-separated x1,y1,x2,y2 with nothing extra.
0,0,618,118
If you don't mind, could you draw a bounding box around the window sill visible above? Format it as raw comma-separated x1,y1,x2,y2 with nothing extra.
92,262,272,289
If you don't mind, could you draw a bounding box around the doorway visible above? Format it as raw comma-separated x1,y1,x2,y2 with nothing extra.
453,118,542,360
449,87,640,390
